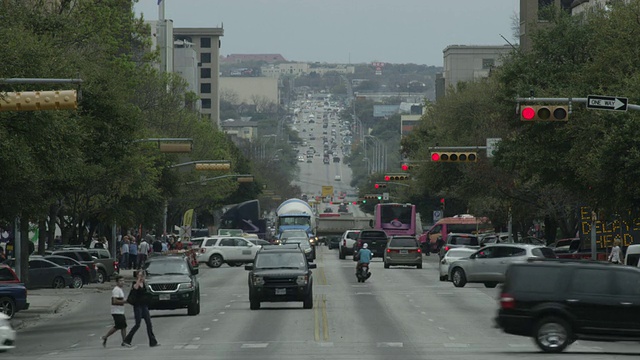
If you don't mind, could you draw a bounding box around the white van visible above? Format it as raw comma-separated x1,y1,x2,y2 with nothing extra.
624,244,640,266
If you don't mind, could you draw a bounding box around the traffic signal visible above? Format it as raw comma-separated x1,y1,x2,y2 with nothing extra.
520,105,568,122
430,152,477,163
0,90,77,111
363,194,382,200
384,174,409,181
237,176,254,183
194,163,231,171
401,163,417,171
352,201,357,205
374,183,387,189
440,198,445,210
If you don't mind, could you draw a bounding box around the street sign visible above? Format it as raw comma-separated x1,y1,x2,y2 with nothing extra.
433,210,442,222
382,192,389,201
321,186,334,197
486,138,502,158
587,95,628,111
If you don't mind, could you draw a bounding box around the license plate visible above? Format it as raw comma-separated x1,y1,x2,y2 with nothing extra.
159,294,170,301
275,288,286,295
400,250,408,254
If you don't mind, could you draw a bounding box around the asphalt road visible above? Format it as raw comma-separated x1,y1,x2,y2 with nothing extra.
11,246,640,359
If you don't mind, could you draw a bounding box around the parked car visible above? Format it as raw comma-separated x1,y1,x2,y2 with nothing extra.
448,244,556,288
496,259,640,352
0,312,16,351
195,236,261,268
44,248,99,283
338,230,360,259
0,265,20,285
353,230,388,259
438,233,480,259
438,247,477,281
3,258,74,289
42,255,90,288
0,284,29,319
245,244,316,310
139,255,200,316
84,248,119,281
383,236,422,269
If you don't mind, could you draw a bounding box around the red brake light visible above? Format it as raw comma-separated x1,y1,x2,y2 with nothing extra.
67,268,72,275
500,293,515,309
85,265,90,272
444,246,450,252
416,248,421,253
386,248,391,253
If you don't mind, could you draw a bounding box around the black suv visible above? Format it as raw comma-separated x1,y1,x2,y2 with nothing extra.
45,249,98,283
496,259,640,353
245,245,316,310
138,255,200,316
353,230,388,259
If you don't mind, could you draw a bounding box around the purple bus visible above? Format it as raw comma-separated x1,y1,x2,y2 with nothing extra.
374,203,417,237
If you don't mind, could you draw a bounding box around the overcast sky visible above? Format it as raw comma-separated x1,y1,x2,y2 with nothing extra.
135,0,520,66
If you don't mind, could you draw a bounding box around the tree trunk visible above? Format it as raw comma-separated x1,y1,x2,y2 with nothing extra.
19,215,30,287
37,218,46,255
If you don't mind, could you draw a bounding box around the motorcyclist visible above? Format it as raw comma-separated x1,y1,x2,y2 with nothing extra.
356,243,372,275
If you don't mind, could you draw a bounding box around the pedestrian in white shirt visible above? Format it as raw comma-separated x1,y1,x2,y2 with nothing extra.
137,236,151,269
609,239,622,264
101,275,127,347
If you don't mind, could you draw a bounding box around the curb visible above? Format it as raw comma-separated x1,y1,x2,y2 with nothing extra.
25,298,68,315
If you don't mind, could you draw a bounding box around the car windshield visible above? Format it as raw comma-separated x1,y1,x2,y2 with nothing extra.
532,247,557,258
346,231,360,240
143,260,190,275
389,238,418,247
449,236,478,246
255,252,307,269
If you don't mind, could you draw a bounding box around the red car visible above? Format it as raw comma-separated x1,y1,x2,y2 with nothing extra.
0,265,20,284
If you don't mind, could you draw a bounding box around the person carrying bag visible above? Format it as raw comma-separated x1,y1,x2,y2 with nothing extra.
122,271,159,347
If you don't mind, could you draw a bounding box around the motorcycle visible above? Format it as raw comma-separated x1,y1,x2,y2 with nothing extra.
356,263,371,283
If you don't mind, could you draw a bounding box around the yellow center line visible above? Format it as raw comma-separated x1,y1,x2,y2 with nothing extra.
314,295,320,341
322,293,329,341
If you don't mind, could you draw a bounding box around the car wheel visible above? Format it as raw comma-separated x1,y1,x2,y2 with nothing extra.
303,289,313,309
339,249,345,259
534,316,572,353
52,276,65,289
187,294,200,316
451,268,467,288
0,297,16,319
250,297,261,310
484,282,498,288
439,275,447,282
208,254,223,268
384,261,390,269
70,275,83,289
416,263,423,269
96,269,106,284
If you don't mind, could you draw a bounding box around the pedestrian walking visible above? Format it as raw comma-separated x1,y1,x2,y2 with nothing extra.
129,240,138,270
120,237,130,270
101,275,127,347
609,239,623,264
137,235,151,269
122,271,159,347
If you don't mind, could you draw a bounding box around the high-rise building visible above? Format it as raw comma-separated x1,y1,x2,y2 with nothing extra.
174,27,224,128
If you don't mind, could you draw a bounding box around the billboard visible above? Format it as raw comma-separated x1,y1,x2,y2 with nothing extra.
373,105,400,118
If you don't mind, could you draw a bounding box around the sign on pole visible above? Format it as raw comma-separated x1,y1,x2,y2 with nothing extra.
382,192,389,201
433,210,442,222
486,138,502,158
587,95,628,111
321,186,334,198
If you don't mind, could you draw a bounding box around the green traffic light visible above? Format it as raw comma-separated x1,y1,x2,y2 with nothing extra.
362,200,367,204
377,196,382,200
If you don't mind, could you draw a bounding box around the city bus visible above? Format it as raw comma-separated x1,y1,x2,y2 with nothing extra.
373,203,417,237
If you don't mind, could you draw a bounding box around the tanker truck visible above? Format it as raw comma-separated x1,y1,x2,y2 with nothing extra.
275,198,316,240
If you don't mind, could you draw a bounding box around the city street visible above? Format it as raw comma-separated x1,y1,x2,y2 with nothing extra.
10,246,640,359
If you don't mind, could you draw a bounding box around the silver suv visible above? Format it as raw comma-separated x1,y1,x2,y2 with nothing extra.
438,233,480,259
338,230,360,259
448,244,556,288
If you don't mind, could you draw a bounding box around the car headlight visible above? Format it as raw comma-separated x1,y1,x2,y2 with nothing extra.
178,282,193,290
296,275,308,285
253,275,265,286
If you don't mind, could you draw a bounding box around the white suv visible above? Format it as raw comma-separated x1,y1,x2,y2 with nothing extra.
338,230,360,259
196,236,261,268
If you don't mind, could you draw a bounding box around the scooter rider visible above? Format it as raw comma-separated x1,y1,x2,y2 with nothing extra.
356,243,372,274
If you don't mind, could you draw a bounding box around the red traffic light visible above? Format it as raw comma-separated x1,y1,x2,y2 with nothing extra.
440,198,445,204
374,184,380,189
401,164,409,171
431,153,440,162
521,106,536,120
352,201,357,205
384,175,390,181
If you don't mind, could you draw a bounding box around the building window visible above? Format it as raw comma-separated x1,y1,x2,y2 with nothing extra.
201,68,211,78
538,0,554,20
201,37,211,48
201,99,211,109
482,58,495,69
200,83,211,94
201,53,211,63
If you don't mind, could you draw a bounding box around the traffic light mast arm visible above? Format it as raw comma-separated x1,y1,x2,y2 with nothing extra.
515,96,640,112
169,160,229,168
429,146,486,151
183,173,253,185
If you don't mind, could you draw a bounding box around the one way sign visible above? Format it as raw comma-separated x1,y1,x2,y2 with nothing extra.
587,95,628,111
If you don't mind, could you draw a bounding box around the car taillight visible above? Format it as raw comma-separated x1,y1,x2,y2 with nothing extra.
500,293,515,309
85,265,90,272
67,268,72,275
415,249,422,253
444,246,450,252
386,248,391,253
113,261,119,270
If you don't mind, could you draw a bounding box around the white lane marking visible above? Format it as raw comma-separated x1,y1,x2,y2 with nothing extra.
203,328,210,331
355,292,372,295
444,343,469,348
173,345,183,349
192,337,201,341
212,319,219,322
377,342,403,348
405,294,411,297
508,344,529,348
70,343,79,348
241,343,269,348
219,311,226,314
318,342,334,347
88,333,96,337
225,304,231,308
428,319,434,322
448,336,455,340
438,327,445,330
184,344,200,349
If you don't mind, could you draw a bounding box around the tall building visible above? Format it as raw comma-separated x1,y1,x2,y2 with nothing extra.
174,27,224,128
519,0,574,52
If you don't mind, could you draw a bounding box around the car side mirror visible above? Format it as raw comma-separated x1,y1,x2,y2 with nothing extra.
244,265,253,271
308,263,317,269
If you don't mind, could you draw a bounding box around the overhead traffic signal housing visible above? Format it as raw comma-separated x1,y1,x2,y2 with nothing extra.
401,163,418,171
430,152,477,163
0,90,78,111
374,183,387,189
520,105,568,122
384,174,409,181
194,163,231,171
363,194,382,200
